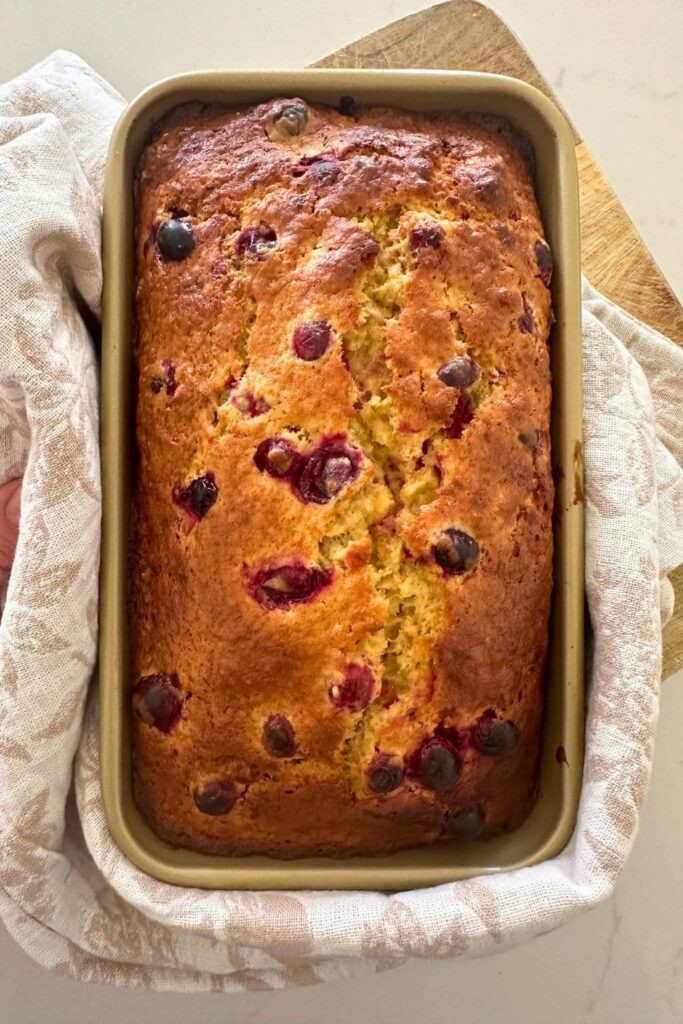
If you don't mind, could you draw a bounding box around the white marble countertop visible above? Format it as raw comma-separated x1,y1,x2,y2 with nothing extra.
1,1,681,1020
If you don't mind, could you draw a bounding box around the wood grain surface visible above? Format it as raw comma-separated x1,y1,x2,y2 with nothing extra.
316,0,683,680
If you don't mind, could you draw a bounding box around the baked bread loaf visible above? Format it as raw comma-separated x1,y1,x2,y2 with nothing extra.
131,96,554,858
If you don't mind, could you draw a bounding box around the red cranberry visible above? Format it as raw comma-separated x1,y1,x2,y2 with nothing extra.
232,392,271,416
187,475,218,517
433,528,479,575
292,153,340,180
157,218,194,260
437,355,479,389
474,712,518,756
254,437,299,477
292,319,332,360
338,95,356,117
329,663,374,711
132,673,183,732
443,808,485,839
518,293,536,334
409,222,444,251
192,778,238,816
235,226,277,259
263,714,296,757
444,391,474,439
534,240,553,287
152,360,178,396
294,441,361,503
173,473,218,520
273,102,309,137
250,563,333,609
367,754,404,794
409,738,460,792
161,359,178,396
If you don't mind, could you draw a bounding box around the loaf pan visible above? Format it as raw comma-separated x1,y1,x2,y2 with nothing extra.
100,69,583,891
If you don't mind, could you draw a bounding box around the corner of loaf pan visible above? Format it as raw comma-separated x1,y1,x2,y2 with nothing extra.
99,69,584,890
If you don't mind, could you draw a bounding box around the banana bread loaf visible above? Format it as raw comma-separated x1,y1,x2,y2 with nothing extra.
131,96,554,858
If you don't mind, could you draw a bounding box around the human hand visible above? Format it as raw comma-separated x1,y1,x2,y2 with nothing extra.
0,479,22,595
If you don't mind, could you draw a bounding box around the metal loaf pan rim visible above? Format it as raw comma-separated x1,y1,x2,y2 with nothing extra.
100,68,584,890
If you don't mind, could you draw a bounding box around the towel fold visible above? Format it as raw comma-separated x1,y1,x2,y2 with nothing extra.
0,51,681,992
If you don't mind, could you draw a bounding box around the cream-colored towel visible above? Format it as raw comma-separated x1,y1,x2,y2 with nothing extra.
1,52,681,991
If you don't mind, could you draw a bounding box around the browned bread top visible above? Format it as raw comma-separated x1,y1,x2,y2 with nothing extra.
131,97,553,857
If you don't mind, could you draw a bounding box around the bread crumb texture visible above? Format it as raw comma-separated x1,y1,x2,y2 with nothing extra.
131,98,554,857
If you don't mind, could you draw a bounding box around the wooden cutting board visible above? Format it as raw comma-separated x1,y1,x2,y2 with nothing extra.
316,0,683,681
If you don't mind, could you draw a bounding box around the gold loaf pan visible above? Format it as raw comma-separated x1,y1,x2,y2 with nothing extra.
100,69,584,891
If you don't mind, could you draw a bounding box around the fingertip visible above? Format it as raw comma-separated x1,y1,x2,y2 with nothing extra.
5,484,22,528
0,479,22,528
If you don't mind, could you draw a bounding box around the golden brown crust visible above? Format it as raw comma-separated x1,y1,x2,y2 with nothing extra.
131,97,553,858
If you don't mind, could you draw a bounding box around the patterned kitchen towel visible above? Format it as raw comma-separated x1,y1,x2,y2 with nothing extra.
1,51,682,991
